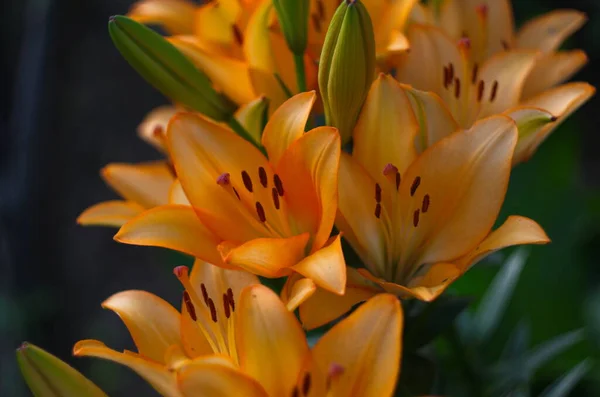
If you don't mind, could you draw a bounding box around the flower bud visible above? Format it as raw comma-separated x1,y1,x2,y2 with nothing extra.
17,342,107,397
272,0,309,55
234,96,270,147
108,15,236,122
319,0,376,144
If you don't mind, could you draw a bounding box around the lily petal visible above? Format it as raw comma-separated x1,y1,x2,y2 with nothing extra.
115,205,225,266
168,180,190,205
73,340,180,397
128,0,196,35
137,105,177,153
310,294,402,397
454,215,550,271
398,115,517,266
77,200,144,227
218,233,310,277
517,10,587,53
102,161,174,208
281,275,317,312
353,74,419,177
262,91,316,165
235,96,270,147
101,290,182,363
177,358,267,397
237,285,309,397
292,235,346,295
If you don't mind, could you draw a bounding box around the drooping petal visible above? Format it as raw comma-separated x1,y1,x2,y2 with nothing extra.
237,285,309,397
353,74,419,177
276,126,341,251
454,215,550,271
177,358,267,397
281,275,317,312
167,112,270,242
101,290,182,363
310,294,402,397
521,50,588,100
297,268,380,330
115,205,226,266
102,161,174,208
77,200,144,227
218,233,310,277
517,10,587,53
292,235,346,295
128,0,196,35
73,340,180,397
137,105,177,153
397,115,517,266
262,91,316,165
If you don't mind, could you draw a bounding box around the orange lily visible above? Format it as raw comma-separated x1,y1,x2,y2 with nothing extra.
115,92,346,297
287,75,550,330
73,260,259,396
394,23,594,164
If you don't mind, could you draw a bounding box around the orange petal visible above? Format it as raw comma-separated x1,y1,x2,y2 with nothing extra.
168,180,190,205
128,0,197,35
262,91,316,165
281,275,317,312
292,235,346,295
77,200,144,228
517,10,587,53
397,115,517,266
73,340,179,397
115,205,225,266
218,233,310,277
102,161,174,208
101,291,182,363
237,285,309,397
454,215,550,272
137,106,177,153
310,294,402,397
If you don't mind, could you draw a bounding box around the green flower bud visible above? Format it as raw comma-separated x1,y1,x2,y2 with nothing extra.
319,0,376,144
235,96,270,147
17,342,107,397
272,0,309,55
108,15,236,122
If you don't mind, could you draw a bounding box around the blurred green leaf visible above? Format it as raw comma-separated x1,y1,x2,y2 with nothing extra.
501,322,531,362
527,330,585,372
397,353,437,396
539,359,592,397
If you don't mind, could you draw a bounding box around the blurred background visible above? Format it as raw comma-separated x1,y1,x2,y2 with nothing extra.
1,0,600,395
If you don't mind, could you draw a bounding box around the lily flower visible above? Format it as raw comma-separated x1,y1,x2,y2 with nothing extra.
115,92,346,298
287,75,550,329
73,260,260,397
394,23,594,164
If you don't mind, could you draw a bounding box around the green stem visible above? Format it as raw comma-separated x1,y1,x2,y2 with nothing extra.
227,117,267,156
293,53,307,93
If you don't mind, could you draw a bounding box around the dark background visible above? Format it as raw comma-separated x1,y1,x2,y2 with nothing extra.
1,0,600,395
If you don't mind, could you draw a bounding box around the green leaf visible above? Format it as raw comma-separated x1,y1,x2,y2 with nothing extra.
17,342,107,397
538,359,592,397
474,249,529,344
501,322,531,362
526,329,584,372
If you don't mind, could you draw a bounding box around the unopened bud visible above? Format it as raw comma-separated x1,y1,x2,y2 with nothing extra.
318,0,376,144
273,0,309,56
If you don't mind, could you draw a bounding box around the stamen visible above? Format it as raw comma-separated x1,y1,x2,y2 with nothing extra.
271,187,280,210
448,63,455,83
302,372,311,395
200,283,209,305
274,174,284,196
410,176,421,196
232,25,243,46
413,209,420,227
232,187,241,200
443,66,450,89
291,388,300,397
501,40,510,50
374,203,382,219
241,170,253,192
316,0,325,19
422,194,430,213
472,64,479,84
227,288,235,312
490,81,499,102
183,291,197,321
383,163,401,190
208,298,218,323
256,202,266,222
454,78,461,98
216,172,231,186
375,183,382,203
223,293,231,319
258,166,268,188
477,80,485,102
326,363,345,390
311,14,322,32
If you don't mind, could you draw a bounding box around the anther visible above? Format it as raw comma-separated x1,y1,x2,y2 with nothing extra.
227,288,235,312
208,298,218,323
241,170,253,192
443,66,450,89
375,183,382,203
216,172,231,186
200,283,209,305
291,388,300,397
501,40,510,50
454,78,461,98
311,14,322,32
223,293,231,319
302,373,311,395
374,203,382,219
448,63,455,82
183,291,197,321
274,174,284,196
477,80,485,102
232,187,241,200
316,0,325,19
458,37,471,50
472,64,479,84
271,187,280,210
326,363,345,390
422,194,430,213
232,25,243,46
256,202,266,222
258,166,268,188
383,163,401,190
490,81,499,102
413,209,420,227
410,176,421,196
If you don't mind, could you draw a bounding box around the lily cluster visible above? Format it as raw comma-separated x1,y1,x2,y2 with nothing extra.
18,0,594,395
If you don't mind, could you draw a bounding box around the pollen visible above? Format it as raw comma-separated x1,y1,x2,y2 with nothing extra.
258,166,268,188
241,170,253,192
410,176,421,196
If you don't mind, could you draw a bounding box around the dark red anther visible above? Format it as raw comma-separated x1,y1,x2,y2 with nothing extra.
375,183,382,203
183,291,197,321
271,187,280,210
448,63,455,82
374,203,382,219
200,283,209,305
396,172,401,190
490,81,499,102
223,293,231,319
413,209,420,227
472,63,479,84
274,174,284,196
410,176,421,196
232,24,243,45
311,13,322,32
241,170,253,192
422,194,430,213
227,288,235,312
454,78,461,98
258,166,268,188
477,80,485,102
256,202,266,222
501,40,510,50
302,372,312,395
232,187,241,200
208,298,218,323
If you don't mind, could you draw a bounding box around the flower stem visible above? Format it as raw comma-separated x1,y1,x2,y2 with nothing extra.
227,117,267,156
293,53,307,93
